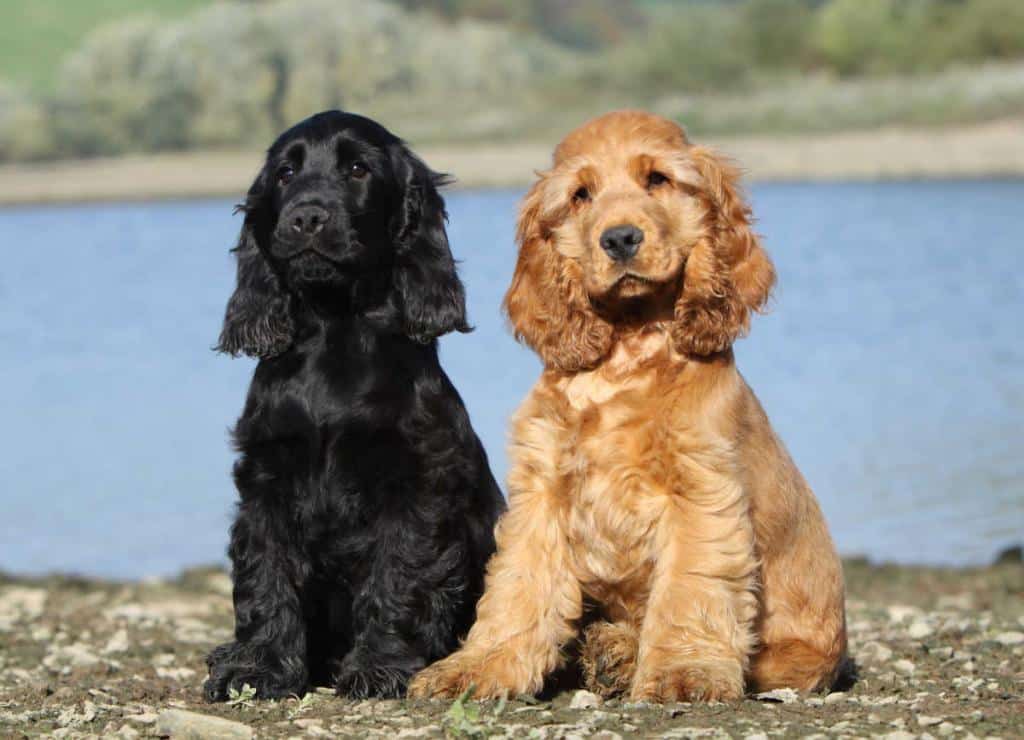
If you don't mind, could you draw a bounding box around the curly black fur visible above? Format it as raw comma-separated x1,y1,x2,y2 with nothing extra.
204,111,505,701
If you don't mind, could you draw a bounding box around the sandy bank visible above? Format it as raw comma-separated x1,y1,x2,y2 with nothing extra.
1,119,1022,207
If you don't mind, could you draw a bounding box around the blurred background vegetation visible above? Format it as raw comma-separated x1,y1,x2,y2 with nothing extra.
1,0,1023,162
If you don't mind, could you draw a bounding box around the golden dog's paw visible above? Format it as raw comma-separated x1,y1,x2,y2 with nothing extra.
580,621,639,698
408,653,526,700
630,660,745,703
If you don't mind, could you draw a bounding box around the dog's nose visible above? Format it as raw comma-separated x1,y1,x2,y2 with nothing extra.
289,205,330,237
600,224,644,262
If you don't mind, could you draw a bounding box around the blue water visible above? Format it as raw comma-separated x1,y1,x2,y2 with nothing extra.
1,181,1022,578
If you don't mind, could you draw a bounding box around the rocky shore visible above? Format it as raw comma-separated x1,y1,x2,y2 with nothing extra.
1,557,1021,738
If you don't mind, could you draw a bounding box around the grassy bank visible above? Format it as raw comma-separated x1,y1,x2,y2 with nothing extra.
0,558,1021,737
1,118,1022,207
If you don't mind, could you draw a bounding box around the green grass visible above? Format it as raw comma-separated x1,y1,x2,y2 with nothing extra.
0,0,214,93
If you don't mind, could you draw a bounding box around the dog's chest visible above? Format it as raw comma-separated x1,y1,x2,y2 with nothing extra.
555,369,671,605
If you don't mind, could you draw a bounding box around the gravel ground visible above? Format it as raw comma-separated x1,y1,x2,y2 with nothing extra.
0,557,1021,739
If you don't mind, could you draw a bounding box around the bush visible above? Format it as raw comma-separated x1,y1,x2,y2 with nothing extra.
0,81,56,161
48,0,571,155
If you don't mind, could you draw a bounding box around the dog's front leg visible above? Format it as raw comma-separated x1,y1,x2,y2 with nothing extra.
630,476,758,703
409,404,581,699
407,501,581,699
204,506,309,701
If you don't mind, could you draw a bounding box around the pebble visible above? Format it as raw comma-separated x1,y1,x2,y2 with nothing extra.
994,631,1024,646
569,689,602,709
860,641,894,663
917,715,944,727
156,709,253,739
893,659,916,675
907,620,934,639
937,722,956,736
103,628,130,654
824,691,847,704
887,605,922,623
753,688,799,704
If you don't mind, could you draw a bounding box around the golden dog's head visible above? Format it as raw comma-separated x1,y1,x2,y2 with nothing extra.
504,110,776,372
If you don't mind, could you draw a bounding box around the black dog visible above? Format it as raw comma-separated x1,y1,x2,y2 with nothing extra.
204,111,505,701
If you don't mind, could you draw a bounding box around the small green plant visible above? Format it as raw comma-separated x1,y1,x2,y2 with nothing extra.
287,692,317,719
443,687,486,738
226,683,257,709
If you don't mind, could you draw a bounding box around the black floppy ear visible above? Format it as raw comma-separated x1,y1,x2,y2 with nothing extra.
215,175,295,359
390,144,470,344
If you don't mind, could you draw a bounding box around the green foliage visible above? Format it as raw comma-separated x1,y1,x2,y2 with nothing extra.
39,0,570,158
226,683,257,708
390,0,645,48
1,0,1023,162
0,0,213,93
604,4,750,92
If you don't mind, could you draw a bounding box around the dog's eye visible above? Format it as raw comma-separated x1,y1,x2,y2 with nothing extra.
572,186,590,204
349,161,369,179
276,164,295,186
647,171,669,188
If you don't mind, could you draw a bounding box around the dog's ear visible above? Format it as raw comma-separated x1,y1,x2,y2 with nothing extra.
389,144,470,344
503,177,613,372
672,146,776,356
215,170,295,359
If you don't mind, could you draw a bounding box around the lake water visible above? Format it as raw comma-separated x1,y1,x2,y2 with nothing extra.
2,181,1021,578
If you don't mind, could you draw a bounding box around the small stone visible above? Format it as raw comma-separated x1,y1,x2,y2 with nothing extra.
103,628,130,654
823,691,846,704
569,689,602,709
931,646,954,660
860,641,894,663
156,709,253,739
918,715,944,727
881,732,916,740
936,593,974,610
744,734,769,740
907,620,934,639
294,719,322,729
754,687,799,704
887,605,922,623
117,726,141,740
937,722,956,736
994,631,1024,646
892,659,916,675
126,713,160,725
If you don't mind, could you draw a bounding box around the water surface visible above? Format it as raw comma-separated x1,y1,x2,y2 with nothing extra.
1,181,1021,577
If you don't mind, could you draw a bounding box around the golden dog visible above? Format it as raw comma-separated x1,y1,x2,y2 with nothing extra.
409,111,847,702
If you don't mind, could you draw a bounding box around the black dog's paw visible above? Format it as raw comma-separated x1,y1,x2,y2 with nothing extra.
333,651,417,699
204,641,307,702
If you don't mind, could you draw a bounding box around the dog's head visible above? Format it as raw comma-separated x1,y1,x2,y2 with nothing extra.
217,110,469,358
504,110,776,372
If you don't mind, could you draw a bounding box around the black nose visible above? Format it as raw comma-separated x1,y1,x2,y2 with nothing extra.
289,204,330,237
600,224,644,262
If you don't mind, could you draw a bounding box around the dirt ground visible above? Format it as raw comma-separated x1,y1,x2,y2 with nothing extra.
0,557,1021,739
1,118,1023,206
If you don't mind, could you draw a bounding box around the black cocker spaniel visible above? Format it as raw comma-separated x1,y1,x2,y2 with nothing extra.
204,111,505,701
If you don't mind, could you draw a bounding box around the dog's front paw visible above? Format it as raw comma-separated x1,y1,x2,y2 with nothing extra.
203,641,307,702
333,652,415,699
408,651,533,700
630,659,744,703
581,621,639,699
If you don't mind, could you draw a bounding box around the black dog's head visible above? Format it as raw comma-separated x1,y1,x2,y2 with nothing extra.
216,111,470,358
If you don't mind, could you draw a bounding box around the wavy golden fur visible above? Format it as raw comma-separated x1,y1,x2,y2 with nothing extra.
409,111,847,702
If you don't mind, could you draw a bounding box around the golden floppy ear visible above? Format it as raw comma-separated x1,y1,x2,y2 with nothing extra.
672,146,776,356
503,177,613,372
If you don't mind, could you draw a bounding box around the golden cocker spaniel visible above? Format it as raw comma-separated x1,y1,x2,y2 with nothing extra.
409,110,847,702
